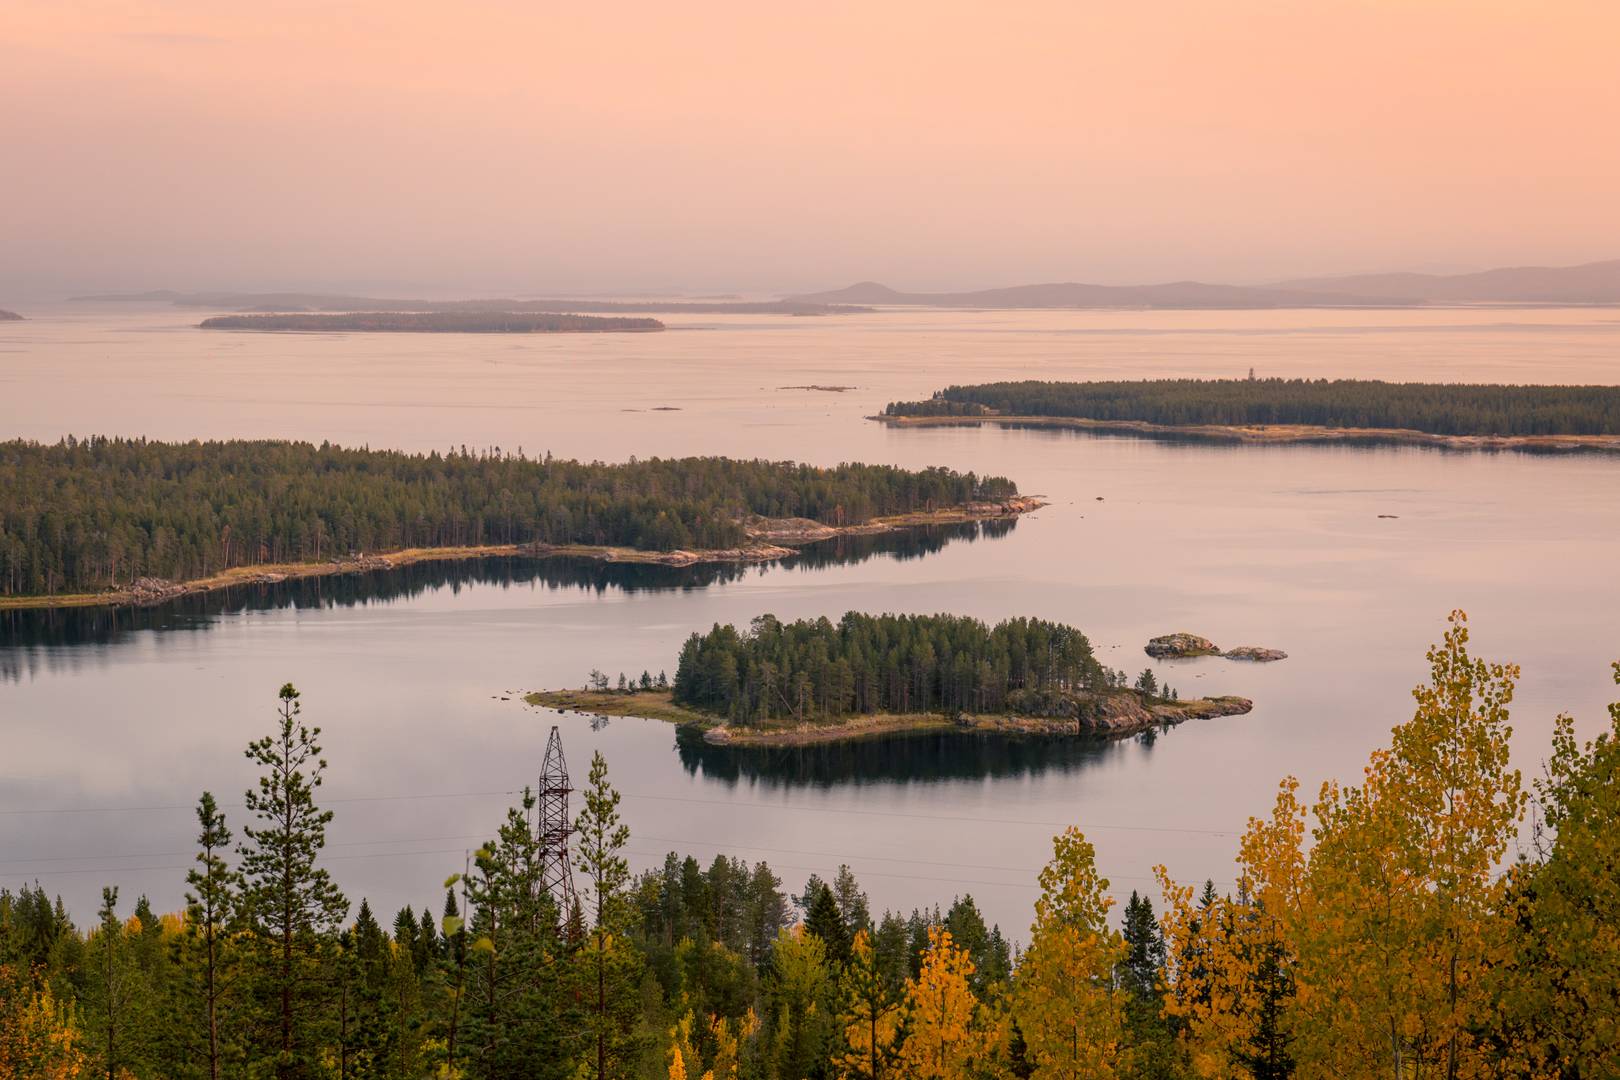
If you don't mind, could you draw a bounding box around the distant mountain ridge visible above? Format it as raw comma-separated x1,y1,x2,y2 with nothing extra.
1272,258,1620,303
792,257,1620,308
788,280,1415,309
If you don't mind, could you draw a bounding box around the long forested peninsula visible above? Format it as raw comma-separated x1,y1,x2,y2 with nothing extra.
199,311,664,333
0,438,1023,602
883,377,1620,447
532,611,1251,744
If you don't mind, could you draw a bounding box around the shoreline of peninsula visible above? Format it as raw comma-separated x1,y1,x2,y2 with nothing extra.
0,498,1043,612
872,413,1620,454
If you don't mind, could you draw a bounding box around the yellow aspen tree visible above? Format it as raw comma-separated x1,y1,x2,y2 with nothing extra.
1013,827,1124,1080
1292,611,1525,1078
0,977,90,1080
834,930,902,1080
706,1014,742,1080
898,926,986,1080
669,1011,700,1080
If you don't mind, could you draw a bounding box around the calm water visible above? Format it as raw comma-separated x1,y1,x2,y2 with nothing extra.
3,302,1619,936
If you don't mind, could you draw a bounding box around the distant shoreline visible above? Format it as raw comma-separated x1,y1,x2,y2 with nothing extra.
525,687,1253,746
0,499,1043,612
198,311,664,333
872,413,1620,454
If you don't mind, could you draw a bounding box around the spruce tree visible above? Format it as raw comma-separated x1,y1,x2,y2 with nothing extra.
239,683,347,1078
805,884,852,967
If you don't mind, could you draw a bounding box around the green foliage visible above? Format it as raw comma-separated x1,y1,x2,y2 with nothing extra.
887,377,1620,436
0,437,1016,595
673,612,1109,722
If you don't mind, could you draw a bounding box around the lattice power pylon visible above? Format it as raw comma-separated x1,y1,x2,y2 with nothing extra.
537,725,578,914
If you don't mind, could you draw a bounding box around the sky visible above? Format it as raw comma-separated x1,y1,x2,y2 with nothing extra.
4,0,1620,299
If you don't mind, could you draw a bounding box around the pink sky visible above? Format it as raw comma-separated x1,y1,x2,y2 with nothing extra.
4,1,1619,297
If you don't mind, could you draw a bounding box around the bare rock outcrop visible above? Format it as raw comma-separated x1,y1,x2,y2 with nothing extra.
1145,633,1221,658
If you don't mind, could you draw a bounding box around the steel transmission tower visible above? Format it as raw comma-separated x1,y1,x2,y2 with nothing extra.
537,725,578,913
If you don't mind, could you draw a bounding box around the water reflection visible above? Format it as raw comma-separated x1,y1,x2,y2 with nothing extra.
675,723,1160,789
0,519,1015,677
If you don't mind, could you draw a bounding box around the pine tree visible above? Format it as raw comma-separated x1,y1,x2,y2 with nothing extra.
239,683,348,1078
575,750,640,1080
182,792,238,1080
834,930,901,1080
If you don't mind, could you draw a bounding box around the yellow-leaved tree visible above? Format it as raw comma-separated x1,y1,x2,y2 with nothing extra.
898,926,986,1080
1291,611,1525,1077
1157,779,1305,1080
0,971,89,1080
1013,827,1124,1080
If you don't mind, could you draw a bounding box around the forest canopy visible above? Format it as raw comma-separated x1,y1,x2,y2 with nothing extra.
672,612,1111,722
0,438,1016,596
885,377,1620,436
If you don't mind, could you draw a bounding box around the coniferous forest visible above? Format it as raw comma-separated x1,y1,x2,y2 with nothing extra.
672,613,1113,722
885,378,1620,436
0,438,1016,597
2,615,1617,1078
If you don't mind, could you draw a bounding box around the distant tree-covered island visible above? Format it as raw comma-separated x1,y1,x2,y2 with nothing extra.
0,309,22,320
0,438,1032,606
881,377,1620,450
528,611,1252,746
199,311,664,333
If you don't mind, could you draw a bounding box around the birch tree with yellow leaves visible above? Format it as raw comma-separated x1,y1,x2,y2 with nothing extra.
1013,828,1124,1080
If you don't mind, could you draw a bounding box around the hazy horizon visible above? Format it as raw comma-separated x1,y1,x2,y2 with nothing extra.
6,1,1619,301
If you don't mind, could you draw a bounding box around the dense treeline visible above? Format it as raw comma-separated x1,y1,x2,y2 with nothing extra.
886,377,1620,436
198,312,665,333
672,612,1114,722
2,616,1618,1077
0,438,1016,596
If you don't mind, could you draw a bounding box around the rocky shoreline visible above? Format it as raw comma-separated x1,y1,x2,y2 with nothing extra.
526,686,1253,748
2,498,1044,611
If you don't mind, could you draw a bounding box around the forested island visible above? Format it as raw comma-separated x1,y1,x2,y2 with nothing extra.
0,309,22,320
0,438,1029,605
529,612,1251,745
199,312,665,333
4,616,1614,1079
881,377,1620,450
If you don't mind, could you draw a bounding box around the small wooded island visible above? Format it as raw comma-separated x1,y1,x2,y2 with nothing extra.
0,438,1035,607
199,311,664,333
528,612,1252,746
880,378,1620,451
0,309,22,320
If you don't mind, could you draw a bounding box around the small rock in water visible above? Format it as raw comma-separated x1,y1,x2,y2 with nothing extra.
1222,645,1288,662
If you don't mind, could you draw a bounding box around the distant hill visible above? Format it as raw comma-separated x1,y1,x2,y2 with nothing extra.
199,312,663,333
72,290,867,316
0,309,22,320
788,280,1412,309
1273,258,1620,303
